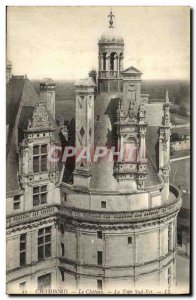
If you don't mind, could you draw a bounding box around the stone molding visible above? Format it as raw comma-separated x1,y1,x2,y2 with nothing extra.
7,186,181,232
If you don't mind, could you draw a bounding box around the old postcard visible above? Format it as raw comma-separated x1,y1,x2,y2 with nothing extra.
6,6,190,295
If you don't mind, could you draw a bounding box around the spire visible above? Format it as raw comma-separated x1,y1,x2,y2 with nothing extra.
165,89,169,103
108,8,115,28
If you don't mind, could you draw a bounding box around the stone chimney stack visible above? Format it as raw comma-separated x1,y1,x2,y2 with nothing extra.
88,69,97,85
6,61,12,83
40,78,56,120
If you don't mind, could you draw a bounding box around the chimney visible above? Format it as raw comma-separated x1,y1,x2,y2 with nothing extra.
88,69,97,85
6,61,12,83
40,78,56,120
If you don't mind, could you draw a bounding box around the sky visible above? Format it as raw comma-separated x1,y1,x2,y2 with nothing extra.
7,6,190,80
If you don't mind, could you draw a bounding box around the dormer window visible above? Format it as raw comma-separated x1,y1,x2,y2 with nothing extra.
33,144,47,173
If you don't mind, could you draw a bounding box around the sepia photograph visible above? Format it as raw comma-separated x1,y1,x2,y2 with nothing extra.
6,6,191,295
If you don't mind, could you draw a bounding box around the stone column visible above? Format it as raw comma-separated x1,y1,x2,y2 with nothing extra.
159,139,164,169
158,227,161,286
76,232,82,262
76,274,80,292
139,133,146,161
117,55,120,76
26,230,32,265
52,224,58,258
134,234,138,263
171,222,175,251
120,135,124,162
99,53,102,78
134,232,138,288
100,53,102,71
107,55,110,75
119,55,124,72
104,234,109,266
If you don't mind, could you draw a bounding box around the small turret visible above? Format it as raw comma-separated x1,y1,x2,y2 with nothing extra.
98,9,124,93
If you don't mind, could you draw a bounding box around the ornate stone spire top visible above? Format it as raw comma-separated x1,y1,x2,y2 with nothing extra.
108,8,115,28
138,102,146,124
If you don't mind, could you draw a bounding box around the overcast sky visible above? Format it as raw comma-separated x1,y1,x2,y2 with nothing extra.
7,6,190,80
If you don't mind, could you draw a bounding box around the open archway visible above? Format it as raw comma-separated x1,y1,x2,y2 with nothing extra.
102,52,107,71
110,52,118,71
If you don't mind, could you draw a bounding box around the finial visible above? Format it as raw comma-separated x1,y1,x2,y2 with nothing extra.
165,89,169,103
108,8,115,28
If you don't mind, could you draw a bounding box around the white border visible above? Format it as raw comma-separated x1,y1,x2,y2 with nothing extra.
1,0,194,299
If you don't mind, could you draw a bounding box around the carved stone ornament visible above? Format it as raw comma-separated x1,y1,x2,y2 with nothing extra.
162,142,167,151
28,175,34,183
124,101,137,123
27,101,55,131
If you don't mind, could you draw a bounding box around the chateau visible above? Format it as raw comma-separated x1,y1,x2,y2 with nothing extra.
6,11,182,294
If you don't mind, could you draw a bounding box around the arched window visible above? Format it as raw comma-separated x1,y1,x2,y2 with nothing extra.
110,52,117,71
102,52,107,71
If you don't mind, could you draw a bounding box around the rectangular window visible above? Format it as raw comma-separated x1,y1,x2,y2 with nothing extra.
33,185,47,206
64,194,67,202
38,227,52,261
33,144,47,173
97,251,103,265
128,237,132,244
19,282,26,292
61,243,65,256
61,271,65,282
97,280,102,291
38,273,51,290
97,231,102,239
101,201,106,209
20,234,26,267
13,195,20,210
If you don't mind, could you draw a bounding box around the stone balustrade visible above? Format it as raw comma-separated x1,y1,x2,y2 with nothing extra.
7,185,181,228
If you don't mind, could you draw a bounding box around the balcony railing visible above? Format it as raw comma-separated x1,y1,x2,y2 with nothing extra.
7,185,181,228
99,71,119,78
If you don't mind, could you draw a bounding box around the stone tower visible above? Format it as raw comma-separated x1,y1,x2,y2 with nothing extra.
60,11,181,293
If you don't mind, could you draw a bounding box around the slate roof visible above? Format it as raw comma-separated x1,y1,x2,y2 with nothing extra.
75,77,95,87
143,126,163,188
6,76,40,193
99,26,124,44
146,126,160,171
90,93,162,190
171,127,190,136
